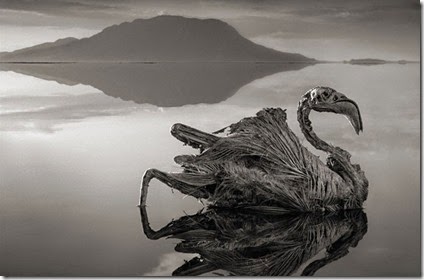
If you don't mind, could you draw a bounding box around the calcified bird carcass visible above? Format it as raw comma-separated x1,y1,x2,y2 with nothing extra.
139,86,368,213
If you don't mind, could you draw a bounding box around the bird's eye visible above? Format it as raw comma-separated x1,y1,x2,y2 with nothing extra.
333,96,338,101
322,91,329,97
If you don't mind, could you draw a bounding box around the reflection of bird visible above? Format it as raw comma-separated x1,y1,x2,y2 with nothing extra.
139,207,368,276
140,86,368,212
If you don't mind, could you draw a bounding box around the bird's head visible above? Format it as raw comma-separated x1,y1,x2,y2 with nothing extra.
306,86,363,134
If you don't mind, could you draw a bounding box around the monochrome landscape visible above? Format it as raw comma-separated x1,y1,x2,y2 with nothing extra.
0,0,420,276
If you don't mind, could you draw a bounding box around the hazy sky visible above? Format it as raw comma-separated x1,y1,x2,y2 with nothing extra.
0,0,420,60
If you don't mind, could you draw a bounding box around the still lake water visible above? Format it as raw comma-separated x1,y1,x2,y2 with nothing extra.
0,63,420,276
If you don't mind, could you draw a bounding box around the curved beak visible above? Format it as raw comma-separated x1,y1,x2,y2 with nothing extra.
311,95,363,135
334,99,363,134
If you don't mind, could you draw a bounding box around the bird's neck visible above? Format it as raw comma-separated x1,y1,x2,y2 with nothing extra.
297,95,368,204
297,96,335,154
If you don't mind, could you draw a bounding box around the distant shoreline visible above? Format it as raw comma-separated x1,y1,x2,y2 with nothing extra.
0,61,319,64
0,60,418,65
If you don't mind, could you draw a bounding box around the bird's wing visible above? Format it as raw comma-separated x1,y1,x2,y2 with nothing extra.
210,108,312,178
186,108,350,211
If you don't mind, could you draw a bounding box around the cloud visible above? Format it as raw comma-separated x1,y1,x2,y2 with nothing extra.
1,0,419,27
0,92,149,133
0,0,118,15
0,0,420,59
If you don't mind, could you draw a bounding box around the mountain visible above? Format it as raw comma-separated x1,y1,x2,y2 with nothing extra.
346,58,387,65
0,15,313,62
2,37,78,58
0,62,311,107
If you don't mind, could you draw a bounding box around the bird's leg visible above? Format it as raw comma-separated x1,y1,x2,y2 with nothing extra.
171,123,220,151
139,205,208,240
139,205,175,240
139,168,215,206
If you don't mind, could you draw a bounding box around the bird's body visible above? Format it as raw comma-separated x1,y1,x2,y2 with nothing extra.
140,87,368,212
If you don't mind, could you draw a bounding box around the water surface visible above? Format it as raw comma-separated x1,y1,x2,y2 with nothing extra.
0,63,420,276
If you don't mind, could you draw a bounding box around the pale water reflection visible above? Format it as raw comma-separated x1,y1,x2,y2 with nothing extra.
0,63,420,276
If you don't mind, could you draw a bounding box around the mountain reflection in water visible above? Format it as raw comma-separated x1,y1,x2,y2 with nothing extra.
140,207,367,276
0,62,311,106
